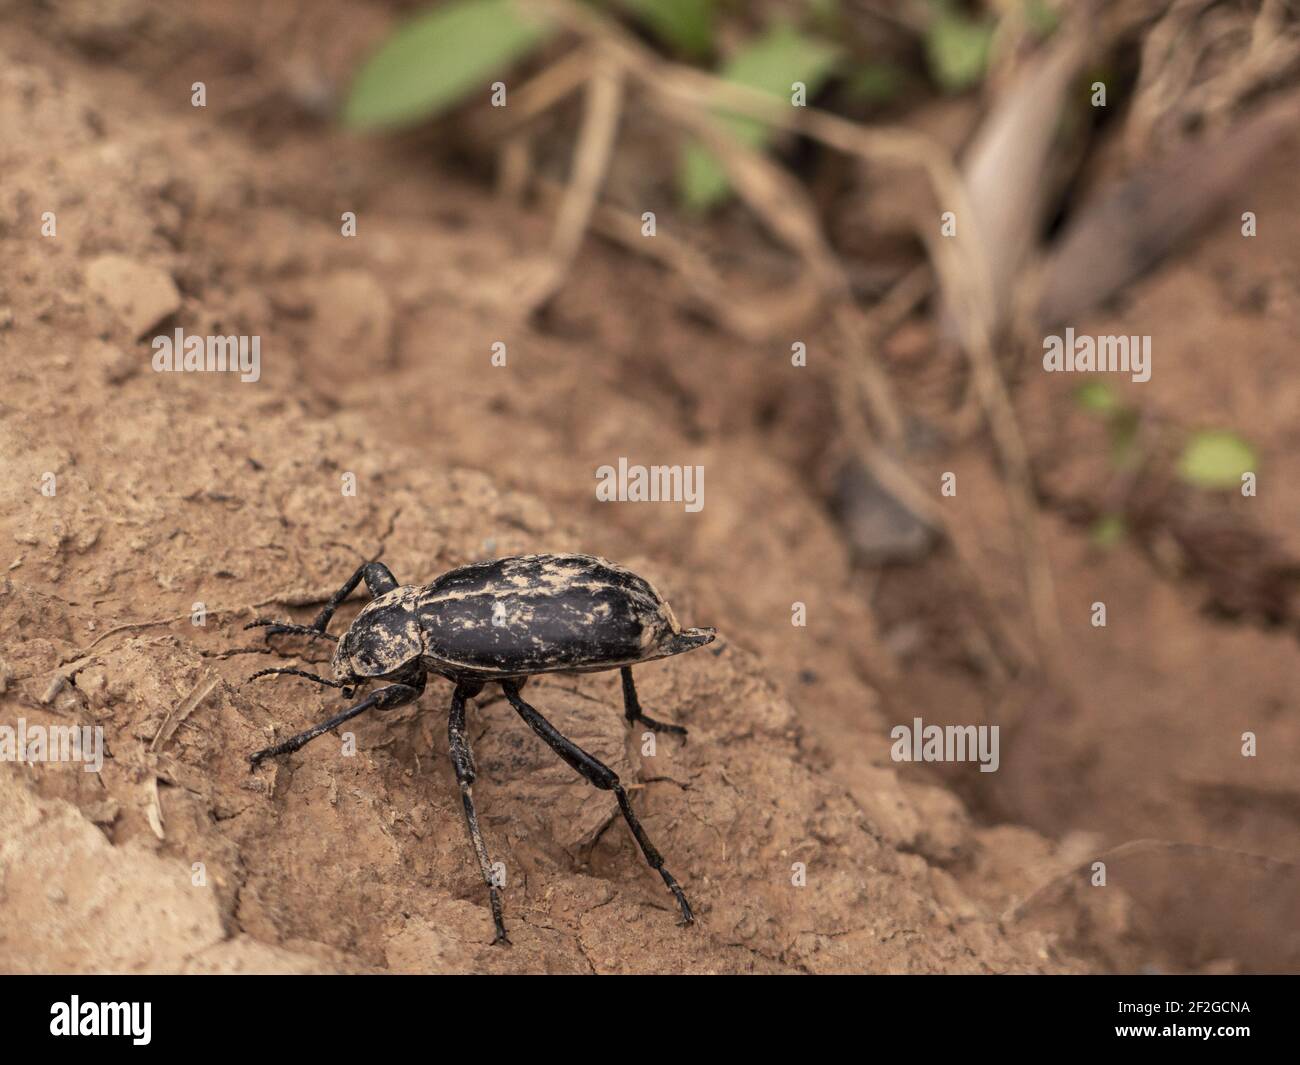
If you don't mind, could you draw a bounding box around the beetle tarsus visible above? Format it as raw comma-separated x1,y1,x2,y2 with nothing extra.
245,619,339,643
621,666,688,738
661,872,695,925
635,714,688,737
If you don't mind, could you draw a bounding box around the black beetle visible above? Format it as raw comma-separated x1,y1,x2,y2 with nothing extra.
243,552,716,945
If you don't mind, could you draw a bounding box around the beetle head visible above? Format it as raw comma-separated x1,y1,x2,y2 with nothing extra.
330,640,363,689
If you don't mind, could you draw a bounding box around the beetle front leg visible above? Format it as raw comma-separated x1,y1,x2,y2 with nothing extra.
246,561,400,643
447,683,510,946
620,667,687,737
249,680,419,767
502,680,694,926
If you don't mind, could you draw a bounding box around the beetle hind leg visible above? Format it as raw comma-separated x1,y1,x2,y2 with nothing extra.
502,681,694,926
621,667,687,737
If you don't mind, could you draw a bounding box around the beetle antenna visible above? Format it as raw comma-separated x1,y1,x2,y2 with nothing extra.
248,667,353,697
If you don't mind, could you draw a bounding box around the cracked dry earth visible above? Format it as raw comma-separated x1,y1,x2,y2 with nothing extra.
0,12,1116,974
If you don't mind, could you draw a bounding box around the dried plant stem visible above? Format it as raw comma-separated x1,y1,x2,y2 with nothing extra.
524,0,1065,675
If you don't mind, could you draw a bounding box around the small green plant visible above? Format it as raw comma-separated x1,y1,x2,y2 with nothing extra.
845,62,902,105
1088,512,1126,548
343,0,553,130
924,0,995,93
342,1,848,212
678,24,840,211
1073,382,1138,467
619,0,716,60
1074,384,1258,546
1073,381,1118,415
1022,0,1060,37
1177,430,1257,490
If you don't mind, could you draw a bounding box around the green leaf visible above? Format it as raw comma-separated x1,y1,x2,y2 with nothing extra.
807,0,842,26
621,0,715,59
678,25,840,211
1108,407,1141,467
1177,430,1257,490
1074,381,1118,415
925,3,994,92
343,0,552,130
845,62,901,105
1089,513,1126,549
1023,0,1060,37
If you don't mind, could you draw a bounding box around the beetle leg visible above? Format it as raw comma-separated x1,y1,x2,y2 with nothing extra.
249,680,419,767
245,561,400,646
448,684,510,946
501,681,695,926
620,667,687,738
244,620,338,643
307,561,399,630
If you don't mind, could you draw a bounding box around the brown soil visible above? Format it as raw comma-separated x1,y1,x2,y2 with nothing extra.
1,2,1295,974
